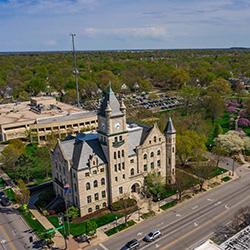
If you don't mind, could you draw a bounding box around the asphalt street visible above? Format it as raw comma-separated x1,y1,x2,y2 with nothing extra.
0,206,36,250
88,166,250,250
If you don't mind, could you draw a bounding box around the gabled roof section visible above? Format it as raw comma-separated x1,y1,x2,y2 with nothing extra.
98,86,123,117
164,117,176,134
127,123,152,156
59,132,107,170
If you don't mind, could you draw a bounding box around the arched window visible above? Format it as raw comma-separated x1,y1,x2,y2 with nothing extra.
101,178,105,185
130,168,135,176
154,136,157,143
86,182,91,190
122,150,124,157
103,202,107,208
150,152,154,157
114,152,117,159
88,208,92,213
157,150,161,155
96,205,100,210
143,153,147,159
93,180,98,188
118,151,121,158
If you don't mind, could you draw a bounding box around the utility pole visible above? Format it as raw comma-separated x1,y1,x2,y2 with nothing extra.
70,33,80,108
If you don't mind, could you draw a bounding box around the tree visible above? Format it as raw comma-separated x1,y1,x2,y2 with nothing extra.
15,179,30,207
1,139,25,169
36,147,51,179
212,144,227,167
216,130,245,155
66,206,80,220
170,69,190,89
176,130,206,166
175,171,193,200
207,78,232,96
144,171,166,200
180,85,200,114
194,163,214,191
205,92,225,122
85,220,97,236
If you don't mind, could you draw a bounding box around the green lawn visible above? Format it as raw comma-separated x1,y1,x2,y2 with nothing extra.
48,212,123,237
160,200,177,210
141,211,155,219
18,208,46,234
4,188,16,201
208,167,228,179
105,220,136,236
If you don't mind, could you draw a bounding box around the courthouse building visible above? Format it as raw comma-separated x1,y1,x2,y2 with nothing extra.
52,87,176,216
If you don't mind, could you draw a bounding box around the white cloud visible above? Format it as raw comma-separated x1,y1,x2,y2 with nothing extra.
1,0,98,15
82,26,169,40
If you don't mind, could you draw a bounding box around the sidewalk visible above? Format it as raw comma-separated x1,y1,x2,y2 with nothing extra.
29,209,67,249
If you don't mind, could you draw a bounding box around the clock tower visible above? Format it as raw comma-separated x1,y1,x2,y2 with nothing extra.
97,86,129,204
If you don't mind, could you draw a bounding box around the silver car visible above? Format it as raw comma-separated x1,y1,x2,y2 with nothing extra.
143,230,161,242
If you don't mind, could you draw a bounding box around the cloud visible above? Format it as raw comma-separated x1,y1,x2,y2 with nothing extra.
82,26,169,40
0,0,98,15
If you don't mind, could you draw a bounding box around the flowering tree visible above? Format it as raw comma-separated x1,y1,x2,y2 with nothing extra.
238,118,250,127
227,105,237,113
216,131,245,155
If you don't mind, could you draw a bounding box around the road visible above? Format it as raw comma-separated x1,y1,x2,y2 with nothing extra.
0,206,36,250
89,165,250,250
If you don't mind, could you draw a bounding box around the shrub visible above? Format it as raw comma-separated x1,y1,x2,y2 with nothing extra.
238,118,250,127
105,220,136,236
160,200,177,210
111,198,137,211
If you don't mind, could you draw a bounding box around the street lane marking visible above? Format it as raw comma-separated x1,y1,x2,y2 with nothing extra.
99,243,109,250
139,192,250,250
0,223,16,250
137,232,143,236
192,205,198,210
175,213,181,217
159,193,250,250
214,201,221,206
194,222,198,227
155,243,160,248
225,204,230,209
207,198,213,201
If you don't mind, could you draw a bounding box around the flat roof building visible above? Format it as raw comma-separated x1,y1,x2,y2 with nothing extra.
0,97,97,143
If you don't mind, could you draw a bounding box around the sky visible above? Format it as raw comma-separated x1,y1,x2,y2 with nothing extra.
0,0,250,51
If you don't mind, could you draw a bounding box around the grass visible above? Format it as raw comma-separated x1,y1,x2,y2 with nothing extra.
160,200,177,210
221,176,231,182
105,220,136,236
18,207,46,234
208,167,228,179
141,211,155,220
48,213,124,237
4,188,16,201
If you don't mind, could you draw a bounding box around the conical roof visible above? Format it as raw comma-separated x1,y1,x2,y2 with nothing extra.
98,86,123,117
164,117,176,134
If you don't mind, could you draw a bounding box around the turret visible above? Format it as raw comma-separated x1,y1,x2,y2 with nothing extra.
164,117,176,184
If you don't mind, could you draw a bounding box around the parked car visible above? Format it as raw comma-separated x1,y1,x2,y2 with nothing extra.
0,191,6,199
74,234,90,243
33,240,47,249
143,230,161,242
121,239,140,250
0,197,11,206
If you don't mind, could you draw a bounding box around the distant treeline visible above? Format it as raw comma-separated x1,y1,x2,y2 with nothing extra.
0,49,250,104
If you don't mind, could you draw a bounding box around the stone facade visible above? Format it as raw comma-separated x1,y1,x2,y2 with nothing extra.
52,87,176,216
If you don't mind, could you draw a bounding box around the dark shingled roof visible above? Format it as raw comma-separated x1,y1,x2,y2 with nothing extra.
98,86,123,117
164,117,176,134
59,133,107,170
